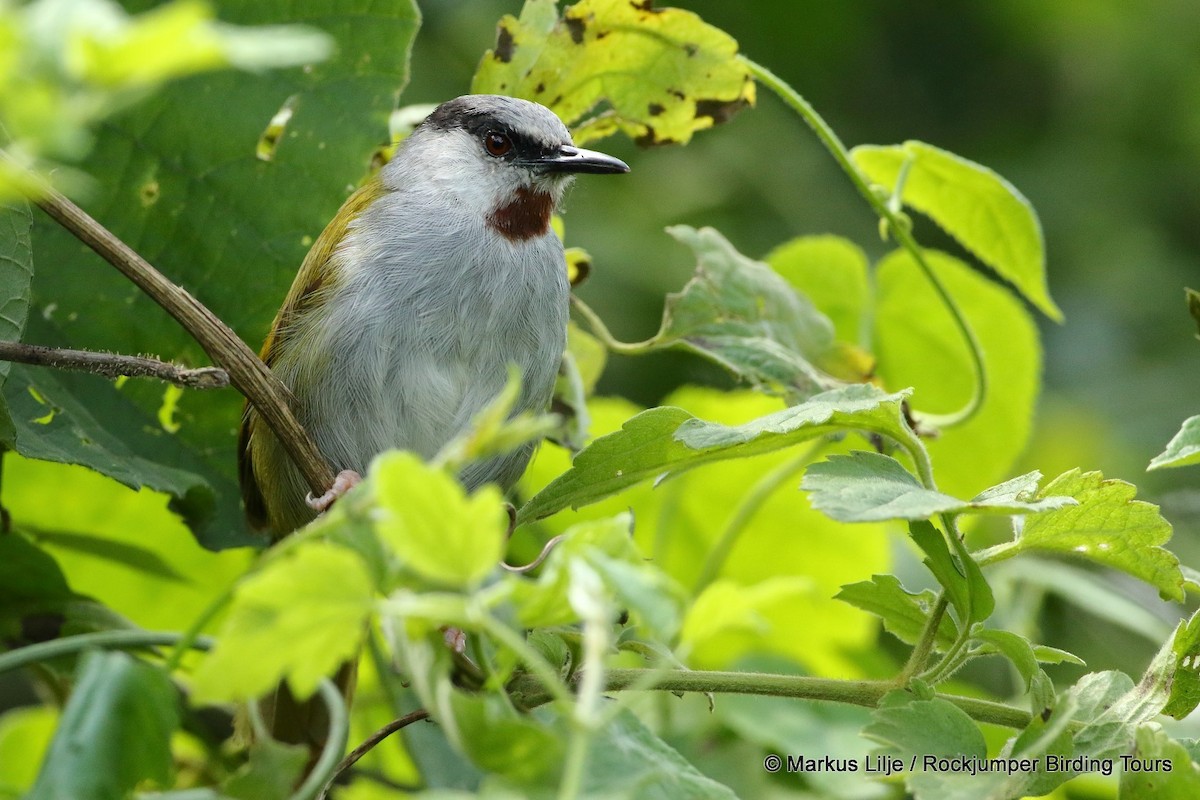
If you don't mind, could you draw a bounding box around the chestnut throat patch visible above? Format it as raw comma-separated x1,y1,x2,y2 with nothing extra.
487,187,554,241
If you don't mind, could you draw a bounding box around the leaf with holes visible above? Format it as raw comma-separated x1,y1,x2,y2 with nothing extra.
472,0,754,145
988,469,1184,602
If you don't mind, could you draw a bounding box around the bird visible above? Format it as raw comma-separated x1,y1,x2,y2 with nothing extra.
236,94,629,748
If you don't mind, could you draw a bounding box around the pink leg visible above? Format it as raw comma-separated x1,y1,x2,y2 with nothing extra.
305,469,362,514
443,627,467,653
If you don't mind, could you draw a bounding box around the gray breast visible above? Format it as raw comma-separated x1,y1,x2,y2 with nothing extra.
290,196,570,490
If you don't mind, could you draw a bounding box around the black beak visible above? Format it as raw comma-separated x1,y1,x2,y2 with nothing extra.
532,144,630,175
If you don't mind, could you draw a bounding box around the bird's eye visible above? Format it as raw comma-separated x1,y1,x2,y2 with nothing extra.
484,131,513,157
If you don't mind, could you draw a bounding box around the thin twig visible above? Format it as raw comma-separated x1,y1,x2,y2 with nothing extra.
0,340,228,388
319,709,430,800
32,186,335,495
740,57,988,429
502,533,567,573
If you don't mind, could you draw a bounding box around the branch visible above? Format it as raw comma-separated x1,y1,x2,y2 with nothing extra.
508,667,1035,731
33,186,335,495
318,710,430,800
0,341,228,388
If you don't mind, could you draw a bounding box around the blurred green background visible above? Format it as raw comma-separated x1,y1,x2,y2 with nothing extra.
406,0,1200,675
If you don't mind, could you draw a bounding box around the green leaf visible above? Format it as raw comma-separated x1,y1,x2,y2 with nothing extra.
1067,671,1142,760
1161,609,1200,719
0,531,138,663
718,689,874,799
519,383,911,522
191,542,374,702
66,0,332,88
372,451,508,589
985,692,1077,799
1010,469,1183,602
1120,725,1200,799
29,0,419,538
3,454,253,638
509,514,685,641
765,234,870,347
1031,645,1085,667
578,708,738,798
519,389,891,677
972,628,1039,691
0,707,57,799
864,691,990,799
835,574,957,650
25,528,186,582
1149,415,1200,470
587,551,684,642
872,249,1041,500
472,0,754,146
3,355,250,549
0,200,32,434
449,693,562,786
802,452,1074,522
908,520,993,625
221,738,307,800
27,650,178,800
1188,287,1200,337
1066,618,1200,764
647,226,838,397
851,140,1059,320
679,578,811,663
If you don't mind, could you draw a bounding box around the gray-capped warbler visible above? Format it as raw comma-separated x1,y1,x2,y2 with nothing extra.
237,94,629,748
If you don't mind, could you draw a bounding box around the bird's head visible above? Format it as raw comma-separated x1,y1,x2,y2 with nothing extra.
383,95,629,242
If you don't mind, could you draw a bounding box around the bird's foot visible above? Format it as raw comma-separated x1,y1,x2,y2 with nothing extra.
443,626,467,653
305,469,362,514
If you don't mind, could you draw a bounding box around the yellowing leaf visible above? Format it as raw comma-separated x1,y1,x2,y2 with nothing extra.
191,543,374,703
472,0,754,145
371,452,507,588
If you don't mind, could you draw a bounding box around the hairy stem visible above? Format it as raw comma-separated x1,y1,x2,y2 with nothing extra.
897,592,949,683
33,187,335,495
740,57,987,429
0,341,228,388
509,667,1033,730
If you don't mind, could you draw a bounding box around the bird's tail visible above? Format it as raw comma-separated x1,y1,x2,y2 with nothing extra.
260,658,357,768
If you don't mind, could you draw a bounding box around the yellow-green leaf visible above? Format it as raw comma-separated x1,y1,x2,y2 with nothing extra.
472,0,754,145
873,249,1041,499
853,141,1060,321
191,542,374,702
1011,469,1183,602
372,452,507,588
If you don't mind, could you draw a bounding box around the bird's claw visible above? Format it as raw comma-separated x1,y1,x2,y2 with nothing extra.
305,469,362,514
